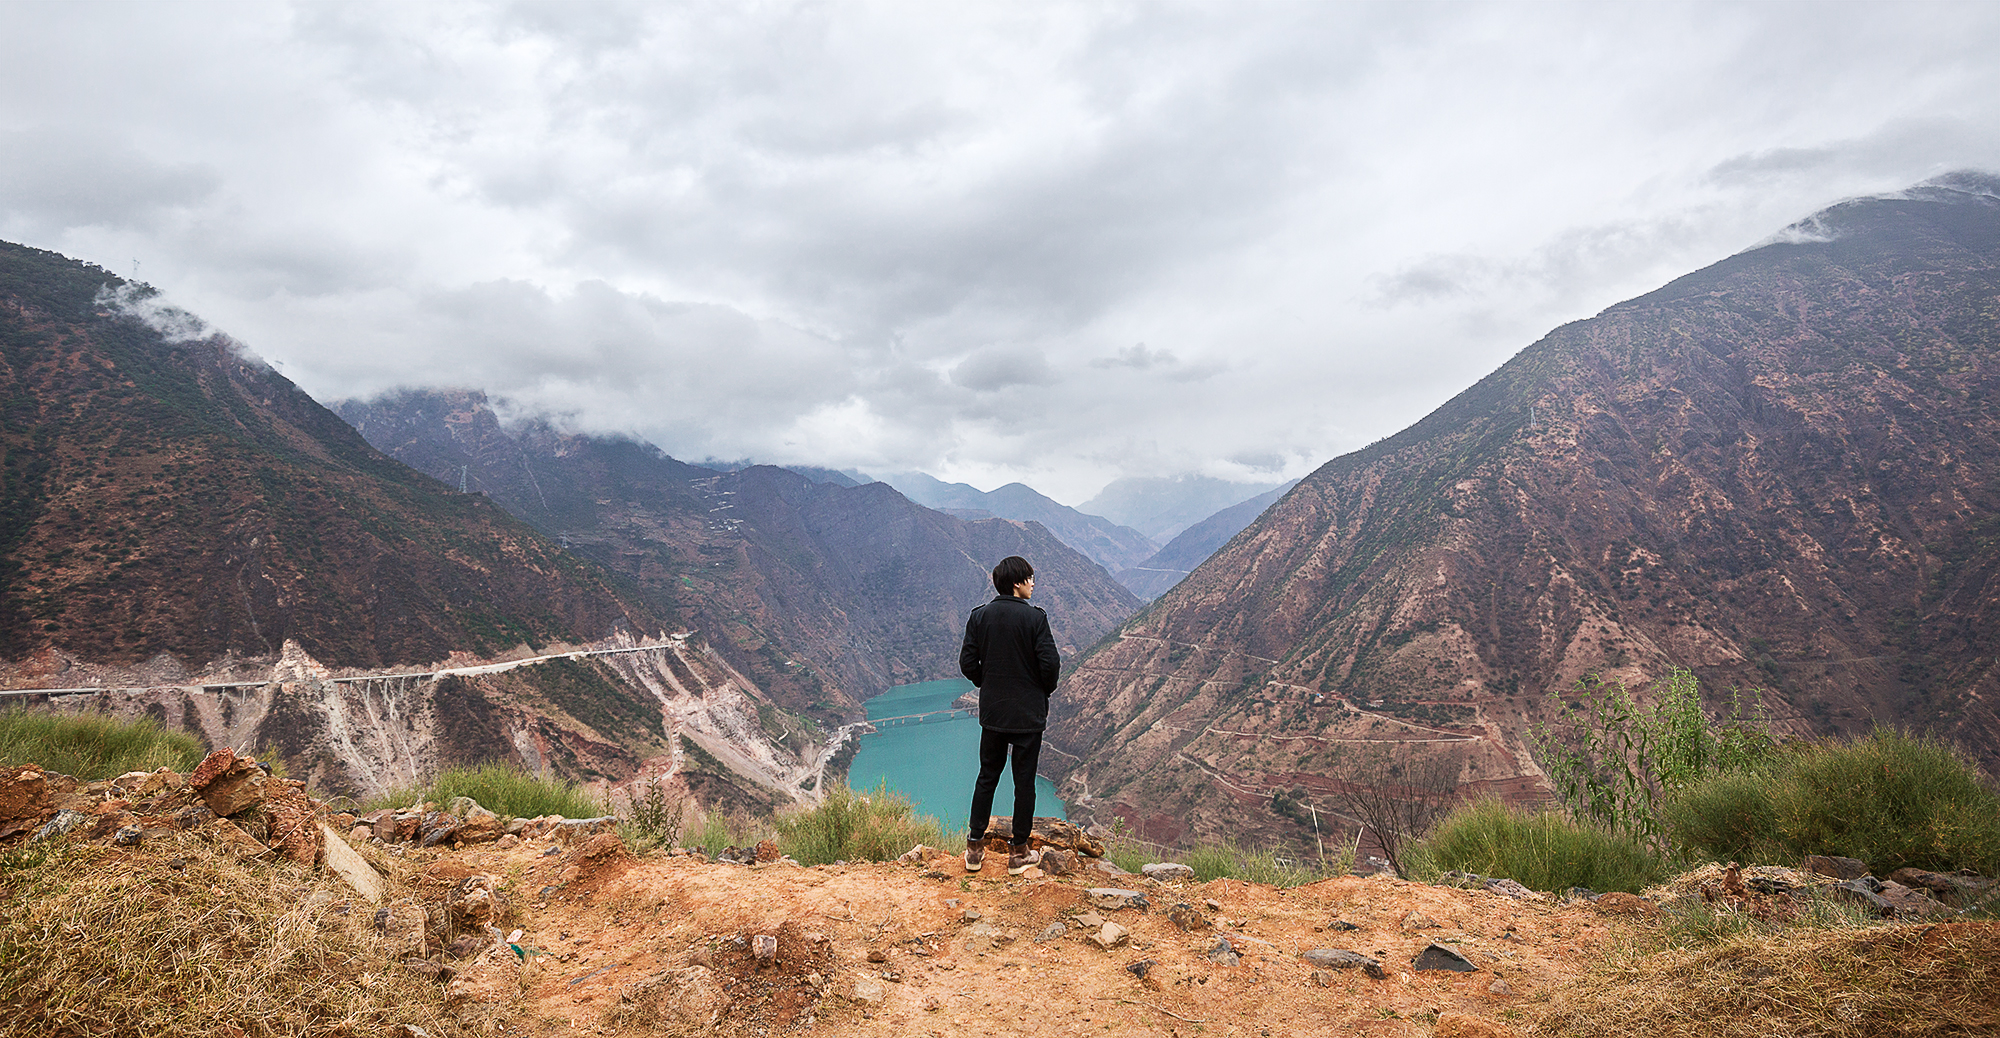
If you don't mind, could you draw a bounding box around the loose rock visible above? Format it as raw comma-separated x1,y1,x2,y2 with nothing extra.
1142,862,1196,882
1207,937,1241,966
1802,855,1870,881
1087,888,1150,912
1303,948,1384,979
1088,921,1129,949
32,808,91,843
1166,902,1210,931
1412,943,1479,972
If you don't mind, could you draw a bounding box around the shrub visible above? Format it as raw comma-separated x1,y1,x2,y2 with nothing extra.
1663,729,2000,875
1662,767,1786,865
618,775,689,853
775,784,945,865
1534,668,1773,847
0,707,205,780
361,762,604,820
1768,729,2000,876
685,811,753,857
1180,838,1351,887
1404,798,1666,894
1102,818,1356,888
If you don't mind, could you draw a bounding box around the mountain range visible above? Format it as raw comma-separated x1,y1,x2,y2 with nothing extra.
334,390,1142,715
1113,481,1299,600
1047,172,2000,849
0,241,1135,807
7,172,1997,851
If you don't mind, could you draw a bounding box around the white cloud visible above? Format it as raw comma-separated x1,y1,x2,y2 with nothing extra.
4,2,2000,504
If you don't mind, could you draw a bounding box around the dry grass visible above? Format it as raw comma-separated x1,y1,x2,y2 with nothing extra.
0,834,470,1038
1535,921,2000,1038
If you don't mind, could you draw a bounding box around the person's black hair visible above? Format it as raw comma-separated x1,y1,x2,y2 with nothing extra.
992,555,1034,595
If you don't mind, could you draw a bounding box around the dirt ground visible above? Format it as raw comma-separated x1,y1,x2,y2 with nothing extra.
434,837,1645,1038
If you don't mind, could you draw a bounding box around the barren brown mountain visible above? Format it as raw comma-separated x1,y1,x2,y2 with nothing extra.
0,244,660,671
1047,173,2000,850
335,390,1141,716
0,243,827,804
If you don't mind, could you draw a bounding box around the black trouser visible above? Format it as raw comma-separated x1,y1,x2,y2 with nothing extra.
968,728,1040,845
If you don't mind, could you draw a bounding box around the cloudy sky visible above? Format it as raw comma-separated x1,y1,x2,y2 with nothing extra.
5,2,2000,503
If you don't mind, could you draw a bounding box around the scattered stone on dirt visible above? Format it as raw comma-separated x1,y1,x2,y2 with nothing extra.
1089,921,1130,949
1413,943,1479,972
1207,936,1242,966
1304,948,1384,979
1142,862,1196,882
1088,887,1150,911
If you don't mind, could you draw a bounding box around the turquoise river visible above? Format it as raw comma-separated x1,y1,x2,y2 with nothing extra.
845,678,1066,832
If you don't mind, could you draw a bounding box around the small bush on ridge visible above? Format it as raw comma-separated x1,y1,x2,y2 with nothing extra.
1534,668,1773,847
1662,767,1785,865
1769,729,2000,875
1405,798,1666,894
0,707,205,780
1664,729,2000,875
619,775,689,853
361,762,604,820
775,783,945,865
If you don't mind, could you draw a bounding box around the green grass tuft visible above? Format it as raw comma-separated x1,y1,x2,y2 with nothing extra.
774,783,945,865
1405,798,1667,894
1767,729,2000,875
360,762,604,820
0,707,205,780
1664,729,2000,875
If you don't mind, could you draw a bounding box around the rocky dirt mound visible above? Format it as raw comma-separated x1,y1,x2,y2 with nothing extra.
4,758,1994,1038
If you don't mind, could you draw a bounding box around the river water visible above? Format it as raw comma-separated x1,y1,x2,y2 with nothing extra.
845,678,1066,832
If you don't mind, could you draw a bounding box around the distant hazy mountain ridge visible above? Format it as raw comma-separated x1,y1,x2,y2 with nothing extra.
881,471,1159,574
1112,481,1299,600
1081,475,1288,543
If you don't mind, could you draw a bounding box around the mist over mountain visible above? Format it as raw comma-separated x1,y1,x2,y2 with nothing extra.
0,242,659,670
0,240,836,804
1080,475,1289,543
1048,172,2000,849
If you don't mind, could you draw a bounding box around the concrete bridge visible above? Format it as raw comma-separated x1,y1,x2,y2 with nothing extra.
865,706,976,731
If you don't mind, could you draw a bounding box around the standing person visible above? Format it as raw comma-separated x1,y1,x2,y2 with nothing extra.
959,555,1061,875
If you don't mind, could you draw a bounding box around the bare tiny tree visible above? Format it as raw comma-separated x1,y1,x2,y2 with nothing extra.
1325,745,1460,875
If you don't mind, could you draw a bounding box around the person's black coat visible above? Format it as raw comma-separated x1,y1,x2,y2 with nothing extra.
958,595,1060,733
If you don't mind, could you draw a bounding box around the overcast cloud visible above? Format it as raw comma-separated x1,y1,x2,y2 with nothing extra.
4,2,1999,502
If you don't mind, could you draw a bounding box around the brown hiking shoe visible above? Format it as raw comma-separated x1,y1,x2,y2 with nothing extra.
964,839,985,872
1006,845,1042,876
